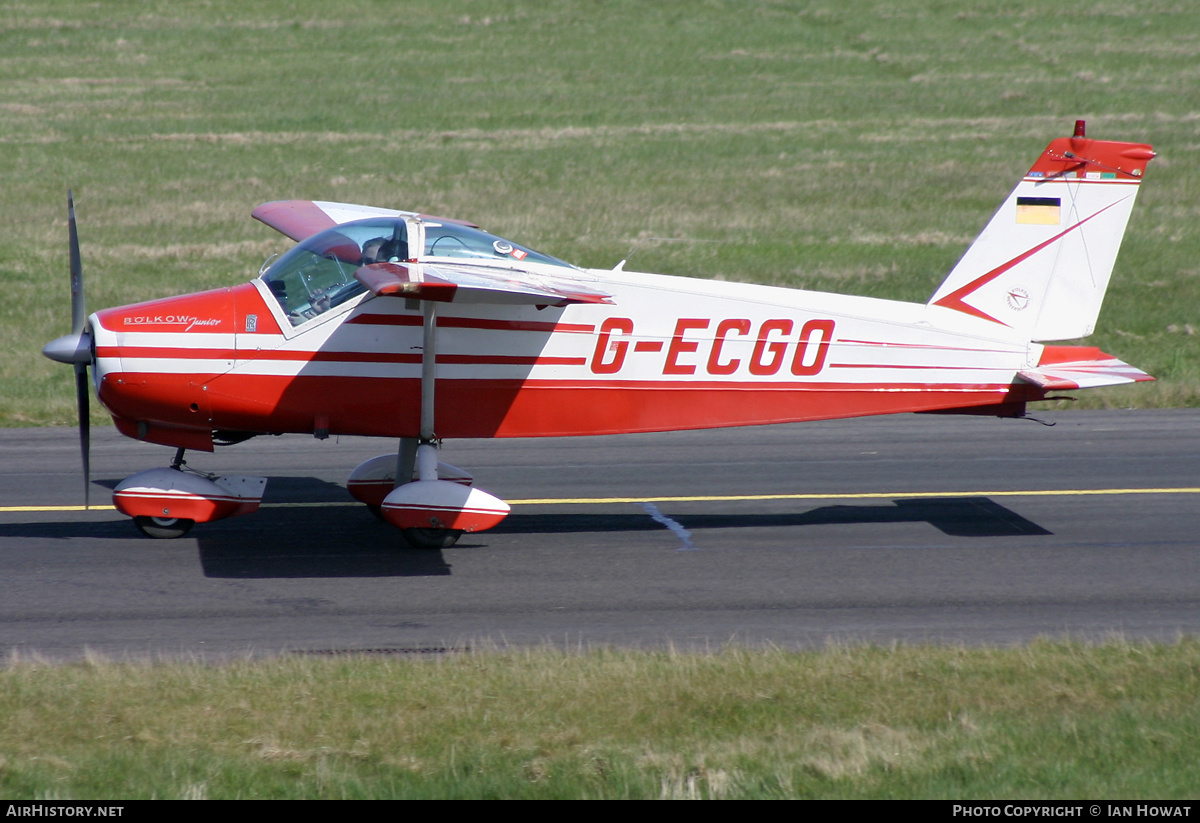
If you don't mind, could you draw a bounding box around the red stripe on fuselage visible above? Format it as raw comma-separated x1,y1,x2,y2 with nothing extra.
828,362,1010,371
346,314,596,334
98,345,584,367
100,370,1032,442
837,338,1014,354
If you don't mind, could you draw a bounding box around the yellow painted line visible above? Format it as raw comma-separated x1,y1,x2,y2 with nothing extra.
0,505,116,512
505,488,1200,505
4,486,1200,514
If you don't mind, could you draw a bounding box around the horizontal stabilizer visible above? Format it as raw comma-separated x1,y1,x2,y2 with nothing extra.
1018,345,1152,391
354,261,613,306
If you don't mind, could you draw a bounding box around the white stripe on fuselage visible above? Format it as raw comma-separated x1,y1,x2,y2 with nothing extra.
94,268,1037,387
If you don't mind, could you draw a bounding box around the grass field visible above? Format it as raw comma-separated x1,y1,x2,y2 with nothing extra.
2,0,1199,425
2,640,1199,800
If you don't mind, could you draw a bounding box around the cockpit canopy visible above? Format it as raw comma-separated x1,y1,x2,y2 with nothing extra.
260,216,576,326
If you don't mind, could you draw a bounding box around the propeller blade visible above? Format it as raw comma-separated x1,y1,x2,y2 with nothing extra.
68,190,86,335
66,191,91,508
75,362,91,509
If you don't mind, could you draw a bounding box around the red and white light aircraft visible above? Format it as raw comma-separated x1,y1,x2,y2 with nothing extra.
44,121,1155,546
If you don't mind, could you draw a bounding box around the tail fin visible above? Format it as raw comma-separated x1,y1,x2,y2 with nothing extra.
928,122,1154,342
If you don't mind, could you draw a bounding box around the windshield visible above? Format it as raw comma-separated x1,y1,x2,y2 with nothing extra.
422,222,575,269
261,216,576,326
261,218,405,326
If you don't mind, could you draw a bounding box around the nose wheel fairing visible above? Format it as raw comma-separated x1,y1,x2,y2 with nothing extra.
112,467,266,534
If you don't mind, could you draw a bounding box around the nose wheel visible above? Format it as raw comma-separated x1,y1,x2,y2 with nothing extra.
401,527,463,549
115,464,267,538
133,515,195,539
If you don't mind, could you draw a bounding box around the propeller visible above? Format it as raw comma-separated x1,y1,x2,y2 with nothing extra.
42,191,92,508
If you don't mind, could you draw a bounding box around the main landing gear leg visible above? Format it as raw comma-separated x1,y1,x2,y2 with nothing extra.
396,437,418,489
399,436,457,549
359,437,419,522
376,301,510,548
403,302,464,549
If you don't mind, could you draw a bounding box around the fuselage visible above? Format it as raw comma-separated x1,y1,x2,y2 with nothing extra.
91,265,1045,451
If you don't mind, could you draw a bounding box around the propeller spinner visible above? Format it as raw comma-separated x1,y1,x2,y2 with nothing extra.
42,191,93,508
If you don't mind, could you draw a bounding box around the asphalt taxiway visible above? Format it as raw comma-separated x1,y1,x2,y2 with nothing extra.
2,410,1198,660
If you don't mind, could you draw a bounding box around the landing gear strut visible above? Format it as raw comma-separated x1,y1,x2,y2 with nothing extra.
371,300,509,548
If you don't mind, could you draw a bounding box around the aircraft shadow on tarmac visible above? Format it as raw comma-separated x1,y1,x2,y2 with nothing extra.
200,495,1051,578
491,496,1052,539
672,497,1052,539
2,481,1050,579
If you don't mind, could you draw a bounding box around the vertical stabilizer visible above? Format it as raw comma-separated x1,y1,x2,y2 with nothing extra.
928,124,1154,341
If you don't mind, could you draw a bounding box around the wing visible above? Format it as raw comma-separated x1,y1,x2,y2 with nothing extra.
252,200,478,242
355,262,613,306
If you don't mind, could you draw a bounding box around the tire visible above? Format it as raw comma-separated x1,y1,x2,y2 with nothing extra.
401,528,462,549
133,515,195,539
